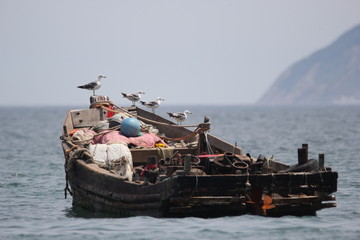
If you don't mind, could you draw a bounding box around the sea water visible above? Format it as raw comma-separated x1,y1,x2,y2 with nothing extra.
0,105,359,240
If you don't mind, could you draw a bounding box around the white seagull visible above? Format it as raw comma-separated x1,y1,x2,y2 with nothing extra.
77,74,106,96
167,110,192,125
121,91,145,106
140,97,165,114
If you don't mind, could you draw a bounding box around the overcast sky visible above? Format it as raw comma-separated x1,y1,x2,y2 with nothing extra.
1,0,360,107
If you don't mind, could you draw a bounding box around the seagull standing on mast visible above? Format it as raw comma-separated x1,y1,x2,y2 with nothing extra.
77,74,106,96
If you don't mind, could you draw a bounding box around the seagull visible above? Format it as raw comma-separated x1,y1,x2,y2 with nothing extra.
121,91,145,106
167,110,192,125
140,97,164,114
77,74,106,96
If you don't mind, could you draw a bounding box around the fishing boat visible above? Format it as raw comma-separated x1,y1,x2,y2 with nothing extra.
60,96,338,217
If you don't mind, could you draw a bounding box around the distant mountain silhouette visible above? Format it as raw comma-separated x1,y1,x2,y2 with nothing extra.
257,24,360,105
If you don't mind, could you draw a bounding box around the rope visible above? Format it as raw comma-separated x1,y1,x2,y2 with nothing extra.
90,100,114,109
62,140,94,199
65,145,94,165
204,132,214,155
62,137,94,175
192,171,199,189
265,158,271,174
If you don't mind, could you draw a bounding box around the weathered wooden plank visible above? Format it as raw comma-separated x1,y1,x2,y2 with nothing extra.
72,184,163,211
62,110,73,135
71,108,105,128
74,177,162,203
207,134,243,155
175,172,338,190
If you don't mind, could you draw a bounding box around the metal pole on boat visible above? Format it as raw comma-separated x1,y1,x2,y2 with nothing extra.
319,153,325,170
298,143,308,165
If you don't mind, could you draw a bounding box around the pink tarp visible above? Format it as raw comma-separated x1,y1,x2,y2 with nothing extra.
92,131,167,148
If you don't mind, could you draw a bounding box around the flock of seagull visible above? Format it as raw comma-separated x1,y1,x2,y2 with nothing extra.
77,74,192,124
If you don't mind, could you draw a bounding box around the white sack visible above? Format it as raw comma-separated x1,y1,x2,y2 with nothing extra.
88,143,133,181
89,144,108,164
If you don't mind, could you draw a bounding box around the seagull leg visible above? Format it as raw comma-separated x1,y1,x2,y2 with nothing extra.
93,90,95,96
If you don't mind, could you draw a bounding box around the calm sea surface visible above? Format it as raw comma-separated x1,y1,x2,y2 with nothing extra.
0,105,359,240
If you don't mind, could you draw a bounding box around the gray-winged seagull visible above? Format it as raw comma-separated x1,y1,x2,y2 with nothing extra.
167,110,192,125
140,97,164,113
121,91,145,106
77,74,106,96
